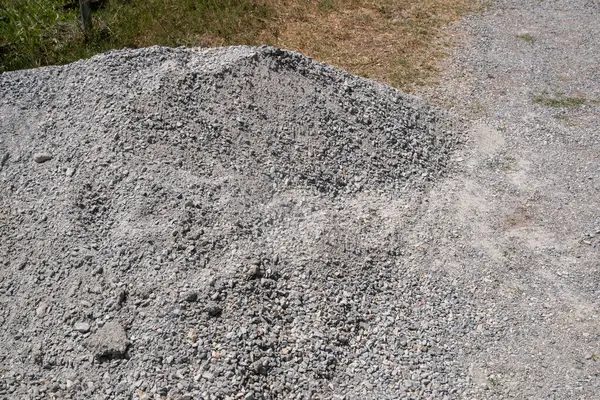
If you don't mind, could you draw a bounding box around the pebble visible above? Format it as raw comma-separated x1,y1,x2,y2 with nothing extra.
74,322,91,333
205,303,222,318
182,290,198,302
33,152,53,163
86,321,129,360
35,302,47,317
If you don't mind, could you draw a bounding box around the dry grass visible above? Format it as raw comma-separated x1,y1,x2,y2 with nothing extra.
1,0,477,90
266,0,476,91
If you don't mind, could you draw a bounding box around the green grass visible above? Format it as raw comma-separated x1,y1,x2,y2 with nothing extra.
1,0,273,72
517,33,536,44
532,95,587,108
0,0,76,71
1,0,476,91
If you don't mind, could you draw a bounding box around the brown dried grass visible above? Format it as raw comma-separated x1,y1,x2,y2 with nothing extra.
2,0,476,89
263,0,476,91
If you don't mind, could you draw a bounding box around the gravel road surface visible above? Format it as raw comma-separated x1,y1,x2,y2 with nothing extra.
417,0,600,398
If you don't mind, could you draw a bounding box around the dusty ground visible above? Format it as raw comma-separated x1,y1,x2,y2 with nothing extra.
0,1,598,400
416,0,600,398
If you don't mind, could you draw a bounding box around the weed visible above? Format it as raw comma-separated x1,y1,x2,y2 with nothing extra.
486,155,517,172
502,247,514,258
517,33,536,44
471,100,486,116
357,13,373,23
474,0,495,12
487,374,502,387
553,113,579,126
1,0,477,91
512,286,524,296
532,95,587,108
318,0,337,12
377,5,390,16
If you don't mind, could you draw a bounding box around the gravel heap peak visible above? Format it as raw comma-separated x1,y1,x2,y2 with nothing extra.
0,46,471,399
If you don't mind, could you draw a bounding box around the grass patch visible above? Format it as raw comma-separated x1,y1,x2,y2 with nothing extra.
486,155,517,172
471,100,486,116
517,33,536,44
0,0,273,72
0,0,76,71
274,0,477,90
553,113,579,126
1,0,477,90
532,94,587,108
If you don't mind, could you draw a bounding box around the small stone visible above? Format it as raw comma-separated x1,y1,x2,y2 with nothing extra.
246,264,262,280
157,386,169,396
74,321,91,333
15,256,28,270
337,335,350,345
187,329,198,344
88,285,102,294
251,359,271,376
205,302,222,317
66,167,75,177
33,152,53,163
182,290,198,302
36,302,47,317
31,343,43,365
0,152,8,170
116,288,127,306
86,321,129,361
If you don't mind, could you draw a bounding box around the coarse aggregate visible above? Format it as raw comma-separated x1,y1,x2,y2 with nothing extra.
0,46,475,399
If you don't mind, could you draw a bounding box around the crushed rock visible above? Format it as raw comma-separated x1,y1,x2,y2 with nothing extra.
86,321,129,361
0,46,477,399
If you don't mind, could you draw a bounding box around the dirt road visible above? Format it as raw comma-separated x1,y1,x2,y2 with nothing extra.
416,0,600,398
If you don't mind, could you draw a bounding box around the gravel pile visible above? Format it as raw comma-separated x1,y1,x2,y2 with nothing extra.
0,46,474,399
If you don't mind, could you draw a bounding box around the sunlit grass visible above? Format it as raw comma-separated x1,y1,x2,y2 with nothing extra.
1,0,476,90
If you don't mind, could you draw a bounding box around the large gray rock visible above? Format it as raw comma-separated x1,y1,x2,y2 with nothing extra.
86,322,129,361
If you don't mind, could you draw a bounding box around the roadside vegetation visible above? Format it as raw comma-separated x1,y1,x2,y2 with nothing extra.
0,0,476,90
516,33,535,44
532,91,591,108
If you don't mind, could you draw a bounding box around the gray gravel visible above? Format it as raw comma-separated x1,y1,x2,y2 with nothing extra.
5,0,596,396
417,0,600,398
0,46,478,399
